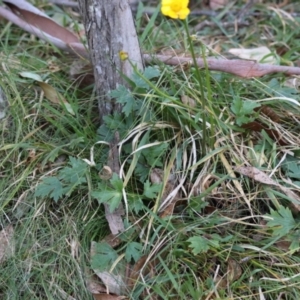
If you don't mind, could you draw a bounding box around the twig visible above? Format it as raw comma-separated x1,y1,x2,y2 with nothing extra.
143,54,300,78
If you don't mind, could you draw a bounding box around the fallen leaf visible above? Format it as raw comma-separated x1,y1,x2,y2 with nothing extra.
229,47,277,64
0,6,87,58
69,59,94,88
4,0,80,43
242,121,287,146
181,95,196,111
275,240,291,251
19,72,75,115
127,254,148,289
90,241,125,296
234,166,278,186
234,165,300,211
227,258,242,283
93,271,125,296
255,105,280,123
87,280,106,295
38,82,75,115
0,225,14,264
102,233,122,248
159,201,176,218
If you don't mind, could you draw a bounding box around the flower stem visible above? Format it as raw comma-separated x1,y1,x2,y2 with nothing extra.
183,19,207,155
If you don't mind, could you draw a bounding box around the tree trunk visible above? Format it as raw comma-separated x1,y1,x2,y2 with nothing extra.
78,0,144,122
78,0,144,234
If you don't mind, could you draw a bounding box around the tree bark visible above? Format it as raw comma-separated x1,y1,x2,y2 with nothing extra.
78,0,143,122
78,0,144,234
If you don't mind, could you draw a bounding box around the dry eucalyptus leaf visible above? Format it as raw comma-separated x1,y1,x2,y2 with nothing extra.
19,72,75,115
90,242,125,295
181,95,196,111
227,258,242,283
38,82,75,115
85,268,107,294
102,233,122,248
0,225,14,264
275,240,291,252
93,271,125,296
128,254,150,289
234,165,300,212
159,202,176,218
234,166,278,186
229,47,277,64
4,0,80,43
150,168,163,184
0,4,87,57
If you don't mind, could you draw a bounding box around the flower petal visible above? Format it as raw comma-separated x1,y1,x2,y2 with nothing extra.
178,7,190,19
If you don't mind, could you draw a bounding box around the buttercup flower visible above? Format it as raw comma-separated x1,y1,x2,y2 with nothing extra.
161,0,190,20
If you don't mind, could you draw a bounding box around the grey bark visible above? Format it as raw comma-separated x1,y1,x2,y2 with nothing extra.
78,0,143,122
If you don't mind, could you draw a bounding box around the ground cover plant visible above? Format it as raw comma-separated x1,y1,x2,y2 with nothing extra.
1,0,300,299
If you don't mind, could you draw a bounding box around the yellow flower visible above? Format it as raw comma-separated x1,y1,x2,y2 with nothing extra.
161,0,190,20
119,50,128,61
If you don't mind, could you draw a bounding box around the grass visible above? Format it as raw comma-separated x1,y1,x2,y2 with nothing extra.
1,0,300,299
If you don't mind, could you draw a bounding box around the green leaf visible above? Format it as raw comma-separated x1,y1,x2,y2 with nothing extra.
128,194,145,213
57,157,88,196
132,67,161,89
142,142,168,167
143,180,162,199
58,157,87,185
242,100,261,114
288,230,300,253
266,206,296,236
230,96,243,115
230,97,260,126
143,66,161,80
91,242,118,271
134,162,150,182
110,173,124,191
92,174,123,212
92,189,122,213
125,242,142,262
281,155,300,179
188,236,210,255
110,85,137,117
35,177,65,202
132,73,149,89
